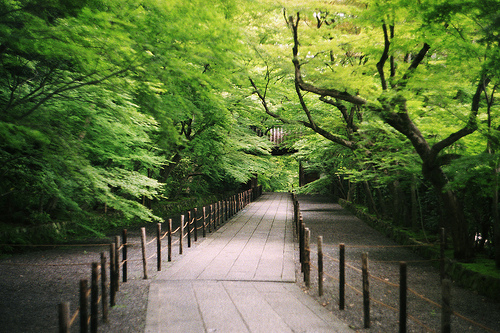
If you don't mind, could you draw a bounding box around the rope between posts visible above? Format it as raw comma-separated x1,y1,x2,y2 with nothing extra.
147,252,156,261
452,311,499,333
408,287,441,308
146,237,157,246
160,231,169,240
69,307,80,326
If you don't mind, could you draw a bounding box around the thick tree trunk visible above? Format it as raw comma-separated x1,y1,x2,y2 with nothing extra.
424,164,473,260
160,152,182,183
363,181,378,217
411,175,418,232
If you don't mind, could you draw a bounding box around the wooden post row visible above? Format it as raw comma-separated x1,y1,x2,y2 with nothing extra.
91,262,99,333
194,208,198,242
318,236,323,297
187,211,192,248
304,227,311,288
299,217,305,272
140,227,148,279
442,279,452,333
122,229,127,283
208,205,212,233
114,236,120,292
339,243,345,310
400,261,407,333
110,242,116,307
157,223,162,271
362,253,370,329
168,219,172,262
202,207,207,238
58,302,70,333
80,279,88,332
440,228,446,281
180,215,184,254
100,253,108,322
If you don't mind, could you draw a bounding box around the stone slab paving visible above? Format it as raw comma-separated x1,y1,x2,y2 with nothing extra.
145,192,353,333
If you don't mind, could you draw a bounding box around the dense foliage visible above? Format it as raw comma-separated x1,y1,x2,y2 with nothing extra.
0,0,271,231
246,0,500,263
2,0,500,267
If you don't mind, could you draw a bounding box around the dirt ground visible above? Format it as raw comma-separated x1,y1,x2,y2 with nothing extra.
0,194,499,332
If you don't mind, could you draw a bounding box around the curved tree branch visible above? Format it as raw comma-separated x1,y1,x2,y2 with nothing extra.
376,22,390,90
249,77,357,150
289,13,367,106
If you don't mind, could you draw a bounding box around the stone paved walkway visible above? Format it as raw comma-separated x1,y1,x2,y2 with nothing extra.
144,192,353,333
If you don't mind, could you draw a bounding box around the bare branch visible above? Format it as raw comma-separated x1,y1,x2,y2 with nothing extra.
289,13,367,106
395,43,431,90
429,77,490,162
376,23,390,90
249,77,357,150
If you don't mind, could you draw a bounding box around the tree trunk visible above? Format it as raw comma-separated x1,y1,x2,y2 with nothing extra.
425,163,473,260
411,175,418,232
160,152,182,183
363,181,378,217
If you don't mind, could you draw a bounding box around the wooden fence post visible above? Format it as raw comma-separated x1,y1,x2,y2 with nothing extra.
100,253,108,322
122,229,127,283
218,201,222,227
299,217,305,272
80,279,88,332
109,243,116,307
187,210,192,248
339,243,345,310
440,228,446,281
91,262,99,333
114,236,120,292
400,261,407,333
180,215,184,254
213,202,217,229
194,208,198,242
442,279,451,333
318,236,323,296
141,227,148,279
362,252,370,329
157,223,162,271
293,199,299,235
208,205,212,233
168,219,172,262
202,207,207,238
304,227,311,288
58,302,70,333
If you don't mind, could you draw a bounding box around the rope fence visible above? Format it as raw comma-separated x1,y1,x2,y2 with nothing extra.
291,192,499,333
55,186,262,332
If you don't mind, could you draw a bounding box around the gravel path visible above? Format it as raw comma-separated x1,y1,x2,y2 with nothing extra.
1,194,499,332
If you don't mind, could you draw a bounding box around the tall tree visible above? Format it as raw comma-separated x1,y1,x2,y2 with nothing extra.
249,0,499,260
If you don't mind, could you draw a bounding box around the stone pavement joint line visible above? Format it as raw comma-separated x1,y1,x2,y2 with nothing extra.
145,192,353,333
